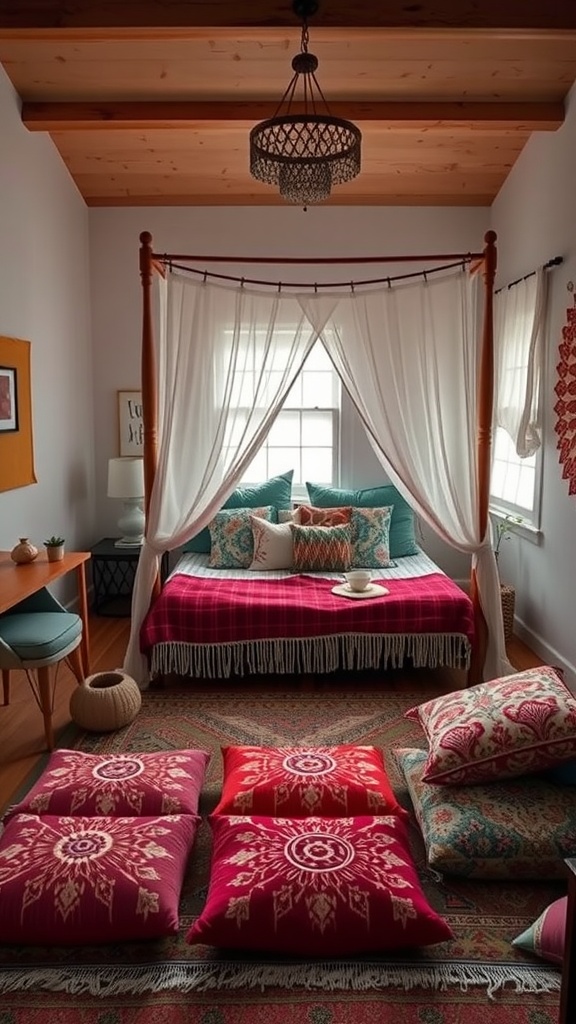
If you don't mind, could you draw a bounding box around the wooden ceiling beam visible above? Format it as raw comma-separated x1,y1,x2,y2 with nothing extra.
1,0,575,31
22,101,565,133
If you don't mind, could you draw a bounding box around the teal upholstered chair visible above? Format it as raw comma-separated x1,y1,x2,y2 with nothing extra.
0,588,84,750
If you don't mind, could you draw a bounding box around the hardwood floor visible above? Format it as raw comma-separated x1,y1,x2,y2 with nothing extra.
0,619,543,814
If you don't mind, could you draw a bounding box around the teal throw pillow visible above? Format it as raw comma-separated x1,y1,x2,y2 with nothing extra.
306,482,418,558
184,471,293,554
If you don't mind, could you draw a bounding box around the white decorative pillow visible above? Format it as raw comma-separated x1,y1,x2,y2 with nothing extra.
249,517,293,570
278,508,300,524
405,665,576,785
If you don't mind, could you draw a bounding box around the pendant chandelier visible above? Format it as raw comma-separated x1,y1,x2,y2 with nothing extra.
249,0,362,207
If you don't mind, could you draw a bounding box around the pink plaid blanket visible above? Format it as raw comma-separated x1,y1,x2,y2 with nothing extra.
140,572,474,651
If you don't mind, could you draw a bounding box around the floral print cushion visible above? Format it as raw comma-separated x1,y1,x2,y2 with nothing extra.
208,505,275,568
298,505,353,526
0,812,199,944
351,506,394,568
186,813,452,955
405,665,576,785
396,746,576,879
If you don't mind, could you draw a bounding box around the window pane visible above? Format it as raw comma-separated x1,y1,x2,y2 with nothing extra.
268,410,300,445
302,372,337,407
268,448,300,479
490,427,538,519
302,410,333,447
302,447,333,484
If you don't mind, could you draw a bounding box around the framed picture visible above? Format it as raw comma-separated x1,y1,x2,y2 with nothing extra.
117,389,143,456
0,366,18,432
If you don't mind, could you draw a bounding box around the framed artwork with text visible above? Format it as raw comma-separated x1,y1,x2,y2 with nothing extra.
118,390,143,456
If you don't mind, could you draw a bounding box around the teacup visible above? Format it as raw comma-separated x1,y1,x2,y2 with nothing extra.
344,570,372,593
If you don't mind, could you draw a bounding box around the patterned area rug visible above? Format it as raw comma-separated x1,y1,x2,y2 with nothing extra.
0,684,565,1023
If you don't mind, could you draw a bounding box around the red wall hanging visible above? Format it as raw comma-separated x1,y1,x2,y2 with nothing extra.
554,282,576,495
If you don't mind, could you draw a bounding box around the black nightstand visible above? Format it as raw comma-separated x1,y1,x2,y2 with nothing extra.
90,538,169,616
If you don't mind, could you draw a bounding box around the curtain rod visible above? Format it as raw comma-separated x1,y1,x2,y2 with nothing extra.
495,255,563,295
152,250,485,266
167,258,470,291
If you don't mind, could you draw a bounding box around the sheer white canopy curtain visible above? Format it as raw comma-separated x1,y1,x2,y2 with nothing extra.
124,265,509,686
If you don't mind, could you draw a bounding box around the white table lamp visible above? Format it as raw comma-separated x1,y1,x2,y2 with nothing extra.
107,457,145,548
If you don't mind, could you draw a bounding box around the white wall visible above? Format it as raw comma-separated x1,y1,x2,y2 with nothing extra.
0,66,95,606
491,85,576,678
89,205,488,580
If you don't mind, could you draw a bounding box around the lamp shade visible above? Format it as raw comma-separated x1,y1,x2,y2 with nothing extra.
107,457,144,499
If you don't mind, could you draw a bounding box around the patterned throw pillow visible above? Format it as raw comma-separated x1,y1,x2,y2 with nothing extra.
291,522,352,572
0,813,199,944
186,814,452,955
512,896,567,965
213,745,406,818
351,506,394,568
5,749,210,820
305,482,419,558
298,505,353,526
396,747,576,879
208,505,274,568
405,665,576,785
249,518,293,570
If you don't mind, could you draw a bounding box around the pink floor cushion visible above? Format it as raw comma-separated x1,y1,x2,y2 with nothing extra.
213,744,406,818
5,748,210,819
187,813,452,955
0,812,199,945
404,665,576,785
396,746,576,879
512,896,567,966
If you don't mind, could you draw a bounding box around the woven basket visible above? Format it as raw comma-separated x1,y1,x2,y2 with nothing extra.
500,583,516,643
70,670,142,732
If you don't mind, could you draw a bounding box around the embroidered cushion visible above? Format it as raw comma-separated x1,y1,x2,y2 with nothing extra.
0,813,199,944
351,506,394,568
208,505,274,568
291,523,352,572
184,471,294,554
512,896,567,965
305,482,418,558
5,748,210,820
186,814,453,955
396,746,576,879
213,745,406,818
404,665,576,785
249,518,293,570
298,505,353,527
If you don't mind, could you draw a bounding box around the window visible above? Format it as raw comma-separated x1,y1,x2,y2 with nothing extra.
490,426,540,526
240,340,340,492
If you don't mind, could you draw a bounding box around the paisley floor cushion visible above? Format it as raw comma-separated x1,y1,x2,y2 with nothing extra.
395,747,576,879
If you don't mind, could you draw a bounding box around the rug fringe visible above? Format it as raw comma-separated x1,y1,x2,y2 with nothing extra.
0,960,560,999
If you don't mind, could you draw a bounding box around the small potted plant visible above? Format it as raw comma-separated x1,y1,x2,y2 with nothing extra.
44,535,66,563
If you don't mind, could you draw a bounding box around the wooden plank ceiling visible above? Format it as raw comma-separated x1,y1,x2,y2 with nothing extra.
0,1,575,207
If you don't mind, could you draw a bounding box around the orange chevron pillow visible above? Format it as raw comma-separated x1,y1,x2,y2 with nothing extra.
290,523,352,572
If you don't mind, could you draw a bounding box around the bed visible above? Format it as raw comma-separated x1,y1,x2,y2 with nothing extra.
140,548,474,680
123,229,509,688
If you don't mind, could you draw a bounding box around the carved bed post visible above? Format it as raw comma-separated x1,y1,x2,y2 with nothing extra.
468,229,497,684
139,230,161,599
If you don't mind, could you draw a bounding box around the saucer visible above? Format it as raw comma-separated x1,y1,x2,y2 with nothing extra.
331,582,389,600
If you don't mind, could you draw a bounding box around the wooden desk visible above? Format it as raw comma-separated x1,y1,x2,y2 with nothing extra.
0,550,91,677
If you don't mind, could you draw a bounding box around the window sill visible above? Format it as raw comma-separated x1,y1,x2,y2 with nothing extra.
490,506,542,547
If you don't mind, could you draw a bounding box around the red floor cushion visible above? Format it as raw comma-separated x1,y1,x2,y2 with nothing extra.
5,748,210,819
0,812,199,944
187,813,452,955
213,744,406,818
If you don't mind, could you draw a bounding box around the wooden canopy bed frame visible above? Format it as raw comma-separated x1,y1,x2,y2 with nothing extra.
137,230,498,685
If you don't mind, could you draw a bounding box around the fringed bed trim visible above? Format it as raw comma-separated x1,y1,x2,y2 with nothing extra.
0,959,559,998
150,632,472,679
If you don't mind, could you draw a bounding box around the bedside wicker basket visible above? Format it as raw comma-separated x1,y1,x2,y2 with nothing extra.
500,583,516,643
70,670,141,732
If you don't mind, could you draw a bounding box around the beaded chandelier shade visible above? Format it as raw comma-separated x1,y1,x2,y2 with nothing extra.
249,2,362,206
